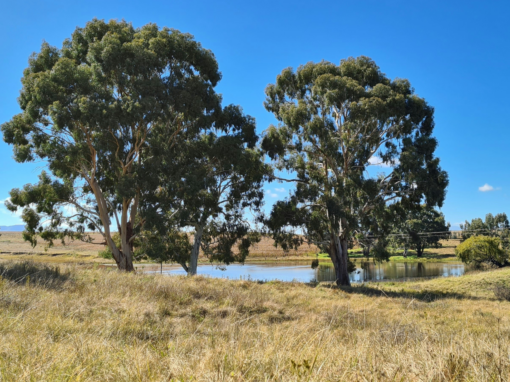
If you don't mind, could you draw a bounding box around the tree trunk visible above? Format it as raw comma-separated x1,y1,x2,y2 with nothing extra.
330,235,351,286
188,226,204,276
89,177,135,272
363,245,370,258
116,250,135,271
416,244,424,257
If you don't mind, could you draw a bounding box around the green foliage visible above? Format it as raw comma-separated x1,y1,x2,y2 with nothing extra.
390,205,450,257
461,213,509,249
1,18,224,269
139,103,269,272
137,229,192,265
261,57,448,285
455,236,508,267
369,238,394,262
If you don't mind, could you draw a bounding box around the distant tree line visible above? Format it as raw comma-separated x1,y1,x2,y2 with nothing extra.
2,19,448,286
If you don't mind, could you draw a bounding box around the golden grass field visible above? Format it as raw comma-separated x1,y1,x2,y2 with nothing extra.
0,261,508,381
0,232,108,264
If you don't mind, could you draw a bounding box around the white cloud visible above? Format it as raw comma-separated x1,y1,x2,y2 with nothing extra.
479,183,495,192
265,190,278,198
368,156,399,168
274,188,285,193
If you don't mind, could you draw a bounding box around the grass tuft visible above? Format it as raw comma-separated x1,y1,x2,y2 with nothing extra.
0,260,72,289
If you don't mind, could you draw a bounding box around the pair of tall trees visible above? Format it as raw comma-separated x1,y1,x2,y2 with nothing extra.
2,20,448,285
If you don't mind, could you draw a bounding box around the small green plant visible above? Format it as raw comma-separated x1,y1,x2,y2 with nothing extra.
98,248,113,259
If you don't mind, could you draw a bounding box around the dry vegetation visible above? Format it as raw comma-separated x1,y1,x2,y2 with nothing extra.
0,261,509,381
244,237,319,260
0,232,110,264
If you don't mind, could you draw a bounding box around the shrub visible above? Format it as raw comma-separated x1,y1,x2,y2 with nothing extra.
455,235,508,267
98,248,113,259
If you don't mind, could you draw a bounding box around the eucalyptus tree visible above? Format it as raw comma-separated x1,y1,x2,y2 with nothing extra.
390,205,450,257
139,105,269,275
261,57,448,286
1,19,222,271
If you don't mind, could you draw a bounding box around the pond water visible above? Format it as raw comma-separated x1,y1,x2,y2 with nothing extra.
145,261,465,283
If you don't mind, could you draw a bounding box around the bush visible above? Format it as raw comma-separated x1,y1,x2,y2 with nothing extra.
98,248,113,259
455,235,508,267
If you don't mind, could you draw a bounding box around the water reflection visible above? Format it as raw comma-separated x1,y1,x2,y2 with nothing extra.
148,261,464,283
321,262,465,283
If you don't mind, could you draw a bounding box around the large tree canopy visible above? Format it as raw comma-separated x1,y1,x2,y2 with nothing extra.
138,104,270,275
2,19,222,271
262,57,448,286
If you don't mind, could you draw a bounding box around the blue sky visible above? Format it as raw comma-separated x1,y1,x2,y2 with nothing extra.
1,0,509,229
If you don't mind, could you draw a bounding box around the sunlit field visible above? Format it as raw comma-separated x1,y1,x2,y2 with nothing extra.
0,261,508,381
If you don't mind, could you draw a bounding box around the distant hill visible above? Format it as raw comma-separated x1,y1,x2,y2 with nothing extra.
0,225,25,232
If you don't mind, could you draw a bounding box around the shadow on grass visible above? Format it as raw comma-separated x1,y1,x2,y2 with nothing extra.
0,261,72,289
312,282,482,302
351,285,479,301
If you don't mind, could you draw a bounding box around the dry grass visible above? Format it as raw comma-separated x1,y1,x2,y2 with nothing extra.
245,236,319,260
0,261,509,381
0,232,111,264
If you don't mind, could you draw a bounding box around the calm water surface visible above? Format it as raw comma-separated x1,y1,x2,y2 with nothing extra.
147,261,464,283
